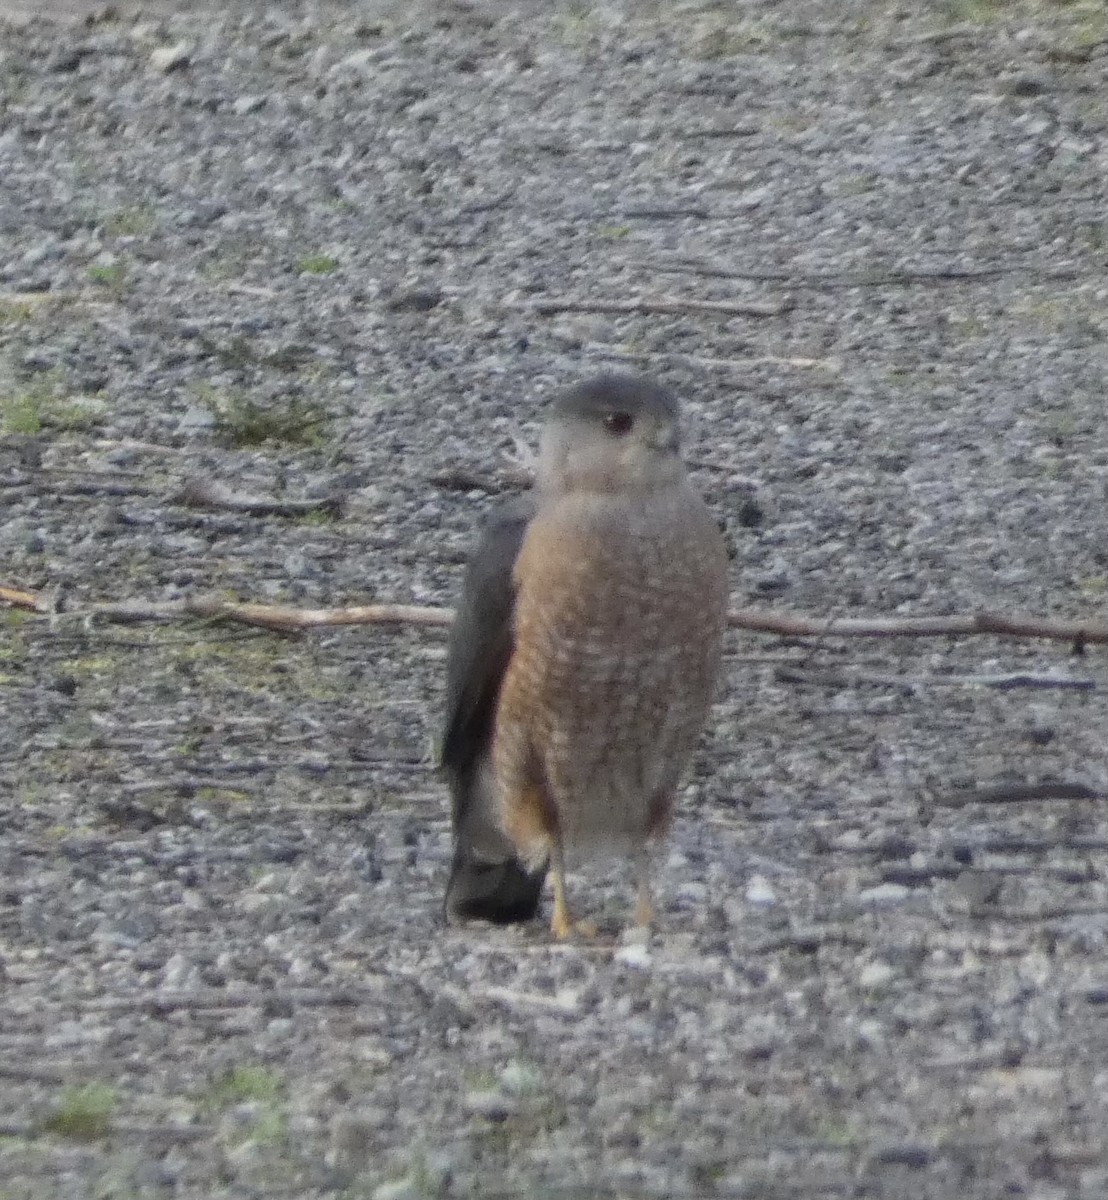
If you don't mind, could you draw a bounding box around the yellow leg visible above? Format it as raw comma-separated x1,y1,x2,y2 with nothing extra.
550,842,572,940
633,847,653,930
549,843,597,940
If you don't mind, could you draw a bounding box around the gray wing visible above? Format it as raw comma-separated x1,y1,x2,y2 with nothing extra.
440,495,547,923
440,494,533,797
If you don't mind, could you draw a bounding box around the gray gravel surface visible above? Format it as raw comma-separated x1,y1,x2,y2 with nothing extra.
2,1,1108,1196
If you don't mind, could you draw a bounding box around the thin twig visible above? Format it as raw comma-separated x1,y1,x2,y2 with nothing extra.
224,282,279,298
895,23,980,46
934,782,1105,809
775,667,1095,692
176,477,344,518
5,585,1108,645
532,294,794,318
683,126,760,140
682,352,840,372
81,984,396,1014
593,345,841,372
113,1123,217,1142
185,597,453,631
753,926,868,954
620,206,711,220
0,291,71,305
988,904,1108,922
729,607,1108,645
0,1120,216,1141
429,467,530,494
483,986,581,1014
0,1064,68,1085
2,476,151,498
91,436,192,456
0,585,39,610
651,257,1083,287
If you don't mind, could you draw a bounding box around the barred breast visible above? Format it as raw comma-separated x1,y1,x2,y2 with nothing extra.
493,481,728,867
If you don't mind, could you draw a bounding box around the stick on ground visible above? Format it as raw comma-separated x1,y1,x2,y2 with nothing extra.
3,585,1107,644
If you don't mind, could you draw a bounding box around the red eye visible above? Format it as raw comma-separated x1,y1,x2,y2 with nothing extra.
603,411,634,436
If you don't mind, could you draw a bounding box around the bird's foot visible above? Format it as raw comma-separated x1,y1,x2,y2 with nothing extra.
550,907,599,941
633,857,653,930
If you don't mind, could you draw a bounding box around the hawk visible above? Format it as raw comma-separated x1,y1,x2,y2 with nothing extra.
440,374,728,938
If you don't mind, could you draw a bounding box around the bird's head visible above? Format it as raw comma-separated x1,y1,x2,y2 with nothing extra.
537,374,686,497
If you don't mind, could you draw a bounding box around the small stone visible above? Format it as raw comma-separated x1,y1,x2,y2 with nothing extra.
745,874,776,906
1001,72,1051,97
233,95,267,115
953,870,1003,913
329,1110,379,1172
499,1062,541,1095
736,184,771,210
463,1089,515,1121
614,941,651,969
160,952,198,988
858,882,911,906
859,961,896,990
177,405,216,433
753,568,791,596
283,551,310,579
332,47,387,76
51,674,78,697
50,47,87,73
871,1143,934,1168
371,1179,420,1200
21,350,54,371
385,286,443,313
676,880,708,906
150,42,191,73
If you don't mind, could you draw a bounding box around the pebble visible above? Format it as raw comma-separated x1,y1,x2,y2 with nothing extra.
745,874,777,906
233,95,267,116
614,941,652,969
371,1179,421,1200
150,42,192,73
857,883,912,906
858,961,897,990
462,1090,516,1121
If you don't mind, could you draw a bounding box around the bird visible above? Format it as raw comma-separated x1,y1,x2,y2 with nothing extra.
440,373,728,938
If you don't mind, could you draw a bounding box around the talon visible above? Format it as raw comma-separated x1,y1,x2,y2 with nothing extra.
550,913,598,940
551,907,571,941
634,847,654,930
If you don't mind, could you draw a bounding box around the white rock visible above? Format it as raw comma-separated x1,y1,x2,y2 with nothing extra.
150,42,191,73
233,95,266,116
859,961,896,989
745,874,777,906
371,1178,420,1200
499,1062,541,1095
463,1089,515,1120
858,882,911,905
161,952,197,989
614,942,651,969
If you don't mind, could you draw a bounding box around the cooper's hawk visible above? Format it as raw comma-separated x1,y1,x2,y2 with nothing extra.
441,374,728,938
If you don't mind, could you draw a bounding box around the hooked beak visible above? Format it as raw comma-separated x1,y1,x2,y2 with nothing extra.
648,421,680,454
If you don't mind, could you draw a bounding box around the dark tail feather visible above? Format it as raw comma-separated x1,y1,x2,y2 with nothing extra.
445,849,545,925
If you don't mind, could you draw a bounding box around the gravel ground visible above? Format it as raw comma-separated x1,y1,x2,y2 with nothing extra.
2,1,1108,1196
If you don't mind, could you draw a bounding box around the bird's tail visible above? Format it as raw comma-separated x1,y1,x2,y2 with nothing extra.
445,847,546,925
